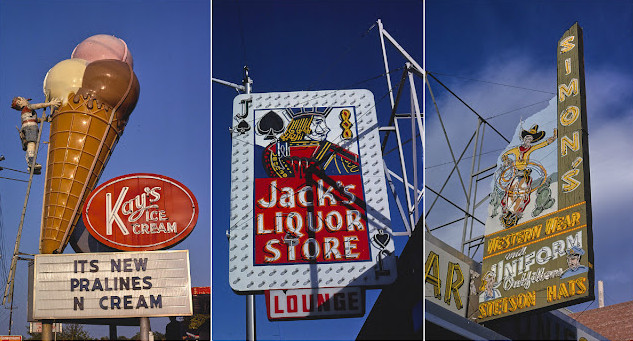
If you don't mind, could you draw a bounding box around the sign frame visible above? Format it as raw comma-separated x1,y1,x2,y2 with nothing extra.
265,287,365,321
83,173,199,251
228,89,397,293
425,232,478,319
32,250,193,320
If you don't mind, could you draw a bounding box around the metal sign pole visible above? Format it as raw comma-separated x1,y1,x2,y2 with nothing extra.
212,67,256,340
140,317,150,341
246,296,256,341
42,320,52,341
242,66,256,341
110,324,118,340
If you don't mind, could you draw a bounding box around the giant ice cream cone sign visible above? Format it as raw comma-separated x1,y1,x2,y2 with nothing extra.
40,35,139,254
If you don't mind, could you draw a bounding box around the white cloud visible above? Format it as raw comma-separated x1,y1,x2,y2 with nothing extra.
588,115,633,217
425,54,555,246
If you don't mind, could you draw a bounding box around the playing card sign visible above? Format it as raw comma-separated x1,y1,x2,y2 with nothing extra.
229,90,396,292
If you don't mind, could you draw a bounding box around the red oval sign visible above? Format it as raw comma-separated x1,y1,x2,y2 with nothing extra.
83,173,198,251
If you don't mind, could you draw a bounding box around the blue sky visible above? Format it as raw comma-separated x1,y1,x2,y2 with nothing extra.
425,0,633,316
0,0,210,338
212,0,422,340
3,0,631,339
0,0,422,339
4,0,628,339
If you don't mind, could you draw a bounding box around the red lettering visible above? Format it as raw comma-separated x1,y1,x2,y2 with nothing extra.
274,296,284,314
302,294,314,312
287,295,298,313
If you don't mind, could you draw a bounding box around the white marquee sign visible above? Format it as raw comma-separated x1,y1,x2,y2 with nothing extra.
32,250,192,319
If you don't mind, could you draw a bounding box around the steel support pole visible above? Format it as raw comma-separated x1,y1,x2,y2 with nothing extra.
246,295,256,341
42,320,53,341
408,65,419,224
461,120,482,253
243,67,256,341
212,78,246,92
377,19,395,108
109,324,118,340
384,161,412,235
140,317,150,341
380,27,423,75
468,124,487,257
425,76,468,197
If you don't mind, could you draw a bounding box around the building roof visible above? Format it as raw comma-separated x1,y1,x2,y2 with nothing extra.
569,300,633,341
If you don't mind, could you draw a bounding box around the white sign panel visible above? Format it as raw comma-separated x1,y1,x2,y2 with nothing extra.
425,232,472,318
228,90,396,292
33,250,192,319
29,322,62,333
266,287,364,320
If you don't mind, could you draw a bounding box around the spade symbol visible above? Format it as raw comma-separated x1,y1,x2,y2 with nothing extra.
236,120,251,134
372,229,391,249
257,111,285,140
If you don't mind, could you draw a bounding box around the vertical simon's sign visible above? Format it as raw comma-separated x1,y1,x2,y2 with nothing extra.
228,90,397,293
478,23,593,322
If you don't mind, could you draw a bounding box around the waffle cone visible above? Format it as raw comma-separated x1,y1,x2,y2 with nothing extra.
39,93,127,254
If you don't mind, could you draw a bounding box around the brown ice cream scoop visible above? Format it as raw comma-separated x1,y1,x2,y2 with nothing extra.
39,59,139,254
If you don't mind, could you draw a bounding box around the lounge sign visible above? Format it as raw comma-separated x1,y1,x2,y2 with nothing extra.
265,287,364,320
478,23,594,322
83,173,198,251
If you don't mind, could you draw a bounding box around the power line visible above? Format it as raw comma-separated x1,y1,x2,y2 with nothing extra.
485,99,551,120
0,177,28,183
425,148,505,170
569,299,597,321
427,72,510,143
427,71,556,95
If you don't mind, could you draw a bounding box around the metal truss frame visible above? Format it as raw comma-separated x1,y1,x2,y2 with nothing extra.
424,72,509,258
376,19,423,237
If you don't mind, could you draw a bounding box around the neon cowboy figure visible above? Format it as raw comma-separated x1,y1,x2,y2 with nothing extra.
499,124,557,227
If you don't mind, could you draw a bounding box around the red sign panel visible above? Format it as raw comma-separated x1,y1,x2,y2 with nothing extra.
0,336,22,341
83,173,198,251
254,174,370,265
192,286,211,295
